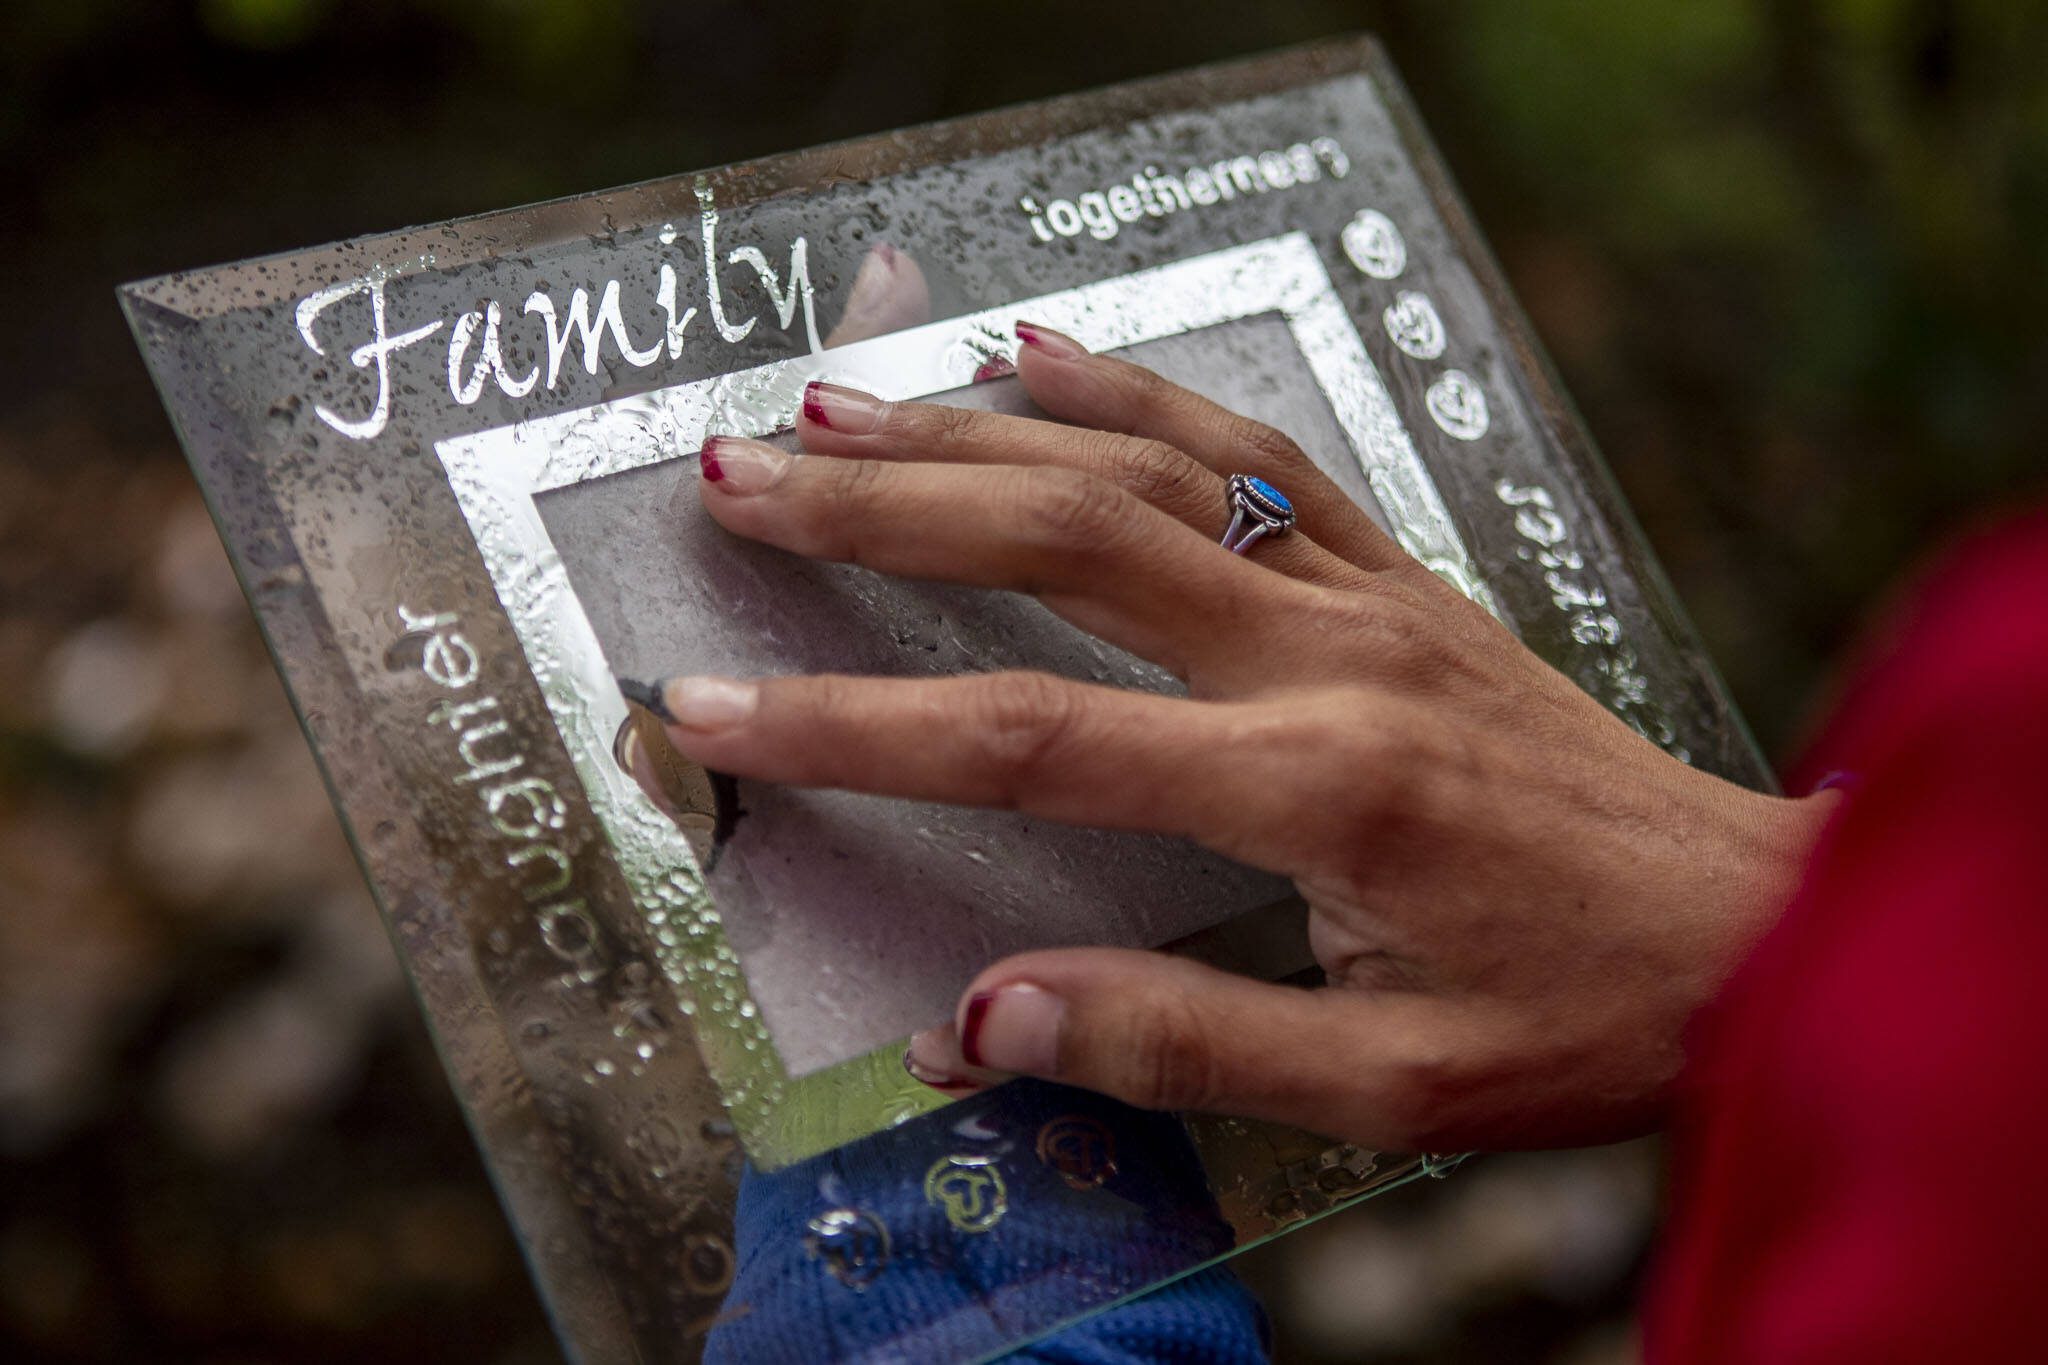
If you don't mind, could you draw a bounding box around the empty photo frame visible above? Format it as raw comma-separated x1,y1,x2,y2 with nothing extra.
123,37,1769,1363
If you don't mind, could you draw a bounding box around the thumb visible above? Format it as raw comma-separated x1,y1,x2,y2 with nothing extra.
940,948,1420,1145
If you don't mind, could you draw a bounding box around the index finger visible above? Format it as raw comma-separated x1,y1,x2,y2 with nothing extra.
626,670,1357,872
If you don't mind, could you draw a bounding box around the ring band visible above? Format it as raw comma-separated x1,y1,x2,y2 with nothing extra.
1220,474,1295,554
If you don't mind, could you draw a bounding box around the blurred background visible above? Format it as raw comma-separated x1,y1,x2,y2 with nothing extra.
3,1,2044,1361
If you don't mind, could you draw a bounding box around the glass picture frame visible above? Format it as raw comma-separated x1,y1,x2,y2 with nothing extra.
122,35,1769,1362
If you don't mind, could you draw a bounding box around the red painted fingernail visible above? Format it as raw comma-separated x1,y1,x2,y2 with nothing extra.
957,983,1065,1075
800,385,830,427
1015,321,1088,359
694,436,793,494
959,991,995,1069
802,380,887,433
972,355,1017,383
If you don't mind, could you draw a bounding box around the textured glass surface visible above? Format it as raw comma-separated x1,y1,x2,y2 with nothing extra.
121,36,1769,1364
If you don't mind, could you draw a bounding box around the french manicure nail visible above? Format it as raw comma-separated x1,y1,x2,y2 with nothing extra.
1015,321,1089,360
959,983,1065,1075
618,676,675,723
802,381,888,434
903,1046,979,1093
699,436,793,494
655,676,758,730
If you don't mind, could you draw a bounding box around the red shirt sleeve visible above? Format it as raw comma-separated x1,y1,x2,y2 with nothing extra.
1643,509,2048,1365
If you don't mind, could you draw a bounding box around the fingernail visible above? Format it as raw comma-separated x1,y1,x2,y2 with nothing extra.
903,1045,980,1093
959,983,1065,1075
831,243,931,346
618,676,675,723
1015,321,1088,360
613,717,645,772
802,381,888,434
613,716,688,821
699,436,793,494
654,675,758,730
972,354,1016,383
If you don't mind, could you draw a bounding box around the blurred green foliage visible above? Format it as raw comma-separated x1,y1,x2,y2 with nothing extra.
5,0,2043,747
1425,0,2048,733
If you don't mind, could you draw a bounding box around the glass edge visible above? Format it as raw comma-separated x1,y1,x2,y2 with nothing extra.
113,33,1392,314
114,287,643,1364
966,1153,1438,1364
1359,47,1777,790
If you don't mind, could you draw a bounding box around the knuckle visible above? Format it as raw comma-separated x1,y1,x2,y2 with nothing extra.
1338,706,1470,830
1105,436,1203,511
824,452,891,508
1368,597,1430,657
1320,591,1390,642
1351,714,1428,786
1118,991,1220,1112
1013,465,1128,550
1345,596,1451,677
1286,697,1402,796
810,458,893,560
1377,1035,1485,1152
1374,556,1445,600
1098,355,1172,417
919,401,984,456
972,671,1080,798
1321,721,1401,804
1231,416,1311,474
790,675,854,771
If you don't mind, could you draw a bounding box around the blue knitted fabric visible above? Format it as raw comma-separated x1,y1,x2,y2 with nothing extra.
1009,1268,1269,1364
706,1080,1269,1364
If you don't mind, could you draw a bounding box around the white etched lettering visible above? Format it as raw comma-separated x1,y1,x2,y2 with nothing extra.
698,183,754,344
508,843,574,901
655,260,697,359
448,300,541,405
487,776,567,840
296,188,821,439
1020,136,1348,244
297,275,443,439
523,279,665,388
727,239,822,354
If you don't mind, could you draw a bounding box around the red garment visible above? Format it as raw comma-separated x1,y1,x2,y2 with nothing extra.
1644,510,2048,1363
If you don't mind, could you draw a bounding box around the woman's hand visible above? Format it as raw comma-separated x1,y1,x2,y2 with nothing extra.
636,322,1835,1152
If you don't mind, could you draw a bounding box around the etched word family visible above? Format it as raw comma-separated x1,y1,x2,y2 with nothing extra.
293,186,820,441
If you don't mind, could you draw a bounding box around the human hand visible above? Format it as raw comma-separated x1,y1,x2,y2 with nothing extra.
630,322,1834,1152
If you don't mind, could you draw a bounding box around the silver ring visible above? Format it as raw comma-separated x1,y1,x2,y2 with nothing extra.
1220,474,1295,554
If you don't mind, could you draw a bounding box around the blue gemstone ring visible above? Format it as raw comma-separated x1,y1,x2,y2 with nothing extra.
1220,474,1296,554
